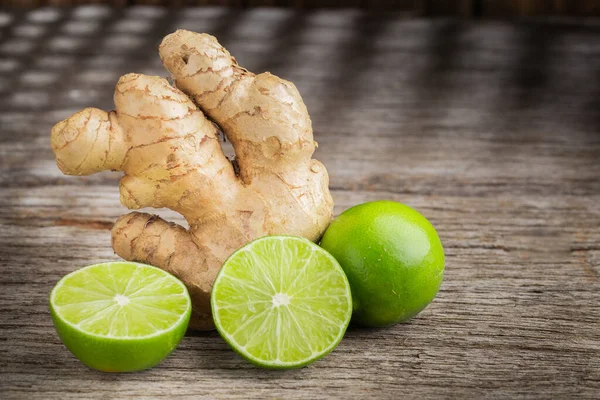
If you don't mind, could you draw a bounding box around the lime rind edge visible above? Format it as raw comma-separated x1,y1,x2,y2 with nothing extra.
50,261,192,340
211,235,353,368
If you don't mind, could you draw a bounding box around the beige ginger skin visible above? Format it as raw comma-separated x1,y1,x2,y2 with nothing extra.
50,30,334,330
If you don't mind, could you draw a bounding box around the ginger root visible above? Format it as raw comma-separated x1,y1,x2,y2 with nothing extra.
50,30,334,330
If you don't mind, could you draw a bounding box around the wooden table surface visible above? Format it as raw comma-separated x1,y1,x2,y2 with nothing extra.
1,5,599,399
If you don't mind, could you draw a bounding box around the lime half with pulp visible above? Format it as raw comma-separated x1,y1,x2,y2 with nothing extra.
211,236,352,369
49,261,191,372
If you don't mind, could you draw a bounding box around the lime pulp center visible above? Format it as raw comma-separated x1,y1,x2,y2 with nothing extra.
272,293,290,307
114,294,130,306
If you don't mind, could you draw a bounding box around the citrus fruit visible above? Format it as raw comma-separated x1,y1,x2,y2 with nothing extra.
49,261,191,372
211,236,352,369
320,200,444,327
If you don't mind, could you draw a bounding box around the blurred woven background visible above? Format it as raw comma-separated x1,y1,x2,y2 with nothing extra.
3,0,600,17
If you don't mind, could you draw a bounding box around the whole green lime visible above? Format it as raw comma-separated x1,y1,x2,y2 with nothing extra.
320,200,444,327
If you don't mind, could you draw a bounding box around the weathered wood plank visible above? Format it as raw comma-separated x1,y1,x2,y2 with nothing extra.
0,6,599,399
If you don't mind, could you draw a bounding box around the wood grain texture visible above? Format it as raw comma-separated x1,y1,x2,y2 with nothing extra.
1,5,599,399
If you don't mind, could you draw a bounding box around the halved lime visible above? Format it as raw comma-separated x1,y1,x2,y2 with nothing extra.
211,236,352,369
49,262,191,372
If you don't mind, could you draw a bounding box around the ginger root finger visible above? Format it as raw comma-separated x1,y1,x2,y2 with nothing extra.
50,108,126,175
159,31,314,180
111,212,217,330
